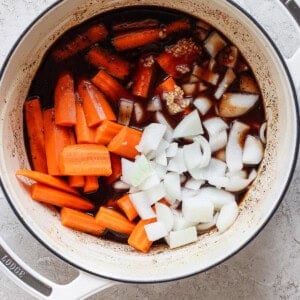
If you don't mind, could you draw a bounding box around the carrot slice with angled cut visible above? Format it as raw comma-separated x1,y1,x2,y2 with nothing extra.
83,176,99,193
117,194,138,221
94,120,124,145
165,19,190,35
68,175,85,188
106,153,122,185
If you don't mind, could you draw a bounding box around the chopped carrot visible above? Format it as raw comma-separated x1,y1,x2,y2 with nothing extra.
68,176,85,188
86,47,130,79
83,176,99,193
92,70,130,102
165,19,190,36
112,19,159,32
117,194,138,221
59,144,112,176
105,199,119,209
94,120,124,145
16,169,79,195
52,24,108,61
156,76,176,94
107,126,142,159
43,108,75,175
31,183,94,211
54,72,76,126
95,206,135,235
77,79,116,127
61,207,105,235
106,153,122,184
74,96,97,143
128,218,156,253
132,56,155,98
24,98,48,173
112,28,161,51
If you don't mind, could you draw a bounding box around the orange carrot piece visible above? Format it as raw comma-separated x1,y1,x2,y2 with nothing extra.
83,176,99,193
112,28,161,51
95,206,135,235
132,56,155,98
117,194,138,221
128,218,156,253
77,79,116,127
105,199,119,209
68,176,85,188
16,169,79,195
59,144,112,176
92,70,130,102
107,126,142,159
54,72,76,126
61,207,105,235
156,76,176,94
52,24,108,61
31,183,94,211
86,47,130,79
43,108,75,175
106,153,122,184
94,120,124,145
165,19,190,36
74,97,97,143
24,98,48,173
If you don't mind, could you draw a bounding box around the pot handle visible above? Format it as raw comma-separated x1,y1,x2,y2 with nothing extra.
0,236,115,299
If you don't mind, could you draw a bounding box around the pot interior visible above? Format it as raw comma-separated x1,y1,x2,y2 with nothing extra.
0,0,298,282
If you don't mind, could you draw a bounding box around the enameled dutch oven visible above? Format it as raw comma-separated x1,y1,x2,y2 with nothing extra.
0,0,299,299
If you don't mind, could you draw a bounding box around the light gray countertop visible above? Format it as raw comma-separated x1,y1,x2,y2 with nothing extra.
0,1,299,299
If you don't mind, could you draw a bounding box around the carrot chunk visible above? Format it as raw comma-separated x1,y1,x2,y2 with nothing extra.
156,76,176,94
59,144,112,176
92,70,130,102
43,108,75,175
128,218,156,253
106,153,122,184
52,24,108,61
54,72,76,126
24,98,48,173
86,47,130,79
83,176,99,193
132,55,155,98
95,206,135,235
94,120,124,145
74,96,97,143
68,176,85,188
117,194,138,221
107,126,142,159
112,28,161,51
61,207,105,235
77,79,116,127
31,183,94,211
165,19,190,36
16,169,79,195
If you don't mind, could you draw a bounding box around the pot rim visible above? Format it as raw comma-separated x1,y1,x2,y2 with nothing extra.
0,0,299,284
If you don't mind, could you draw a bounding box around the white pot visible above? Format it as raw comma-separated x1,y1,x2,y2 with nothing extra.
0,0,299,299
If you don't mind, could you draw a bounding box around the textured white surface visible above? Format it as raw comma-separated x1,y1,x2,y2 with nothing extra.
0,0,299,299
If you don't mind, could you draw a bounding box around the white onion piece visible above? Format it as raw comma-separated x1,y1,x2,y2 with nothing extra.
145,221,168,241
129,192,155,219
197,187,235,210
155,111,174,142
192,135,211,168
182,197,214,223
156,138,169,155
223,169,257,192
185,178,205,190
226,121,250,172
197,212,219,231
166,142,178,158
182,83,197,95
183,142,204,170
173,110,203,139
171,210,198,231
151,162,167,179
136,123,166,155
130,155,154,187
113,180,130,191
226,170,247,179
137,173,160,191
167,148,187,173
121,158,134,185
204,31,227,57
242,135,264,165
193,96,213,115
203,117,228,137
133,102,145,124
181,187,198,200
214,68,236,99
209,130,227,152
192,65,219,85
155,151,168,166
259,122,267,144
218,93,259,118
147,95,162,111
216,201,239,233
145,183,166,205
165,227,197,249
163,172,181,202
155,203,174,232
118,98,134,126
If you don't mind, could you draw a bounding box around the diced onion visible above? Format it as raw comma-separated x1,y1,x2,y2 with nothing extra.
203,117,228,137
193,96,213,115
163,172,181,202
129,192,156,219
204,31,227,58
259,122,267,144
121,158,134,185
144,221,168,241
155,203,174,232
197,212,219,231
216,201,239,233
214,68,236,99
145,183,166,205
242,135,264,165
209,130,227,152
165,226,198,249
130,155,154,187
